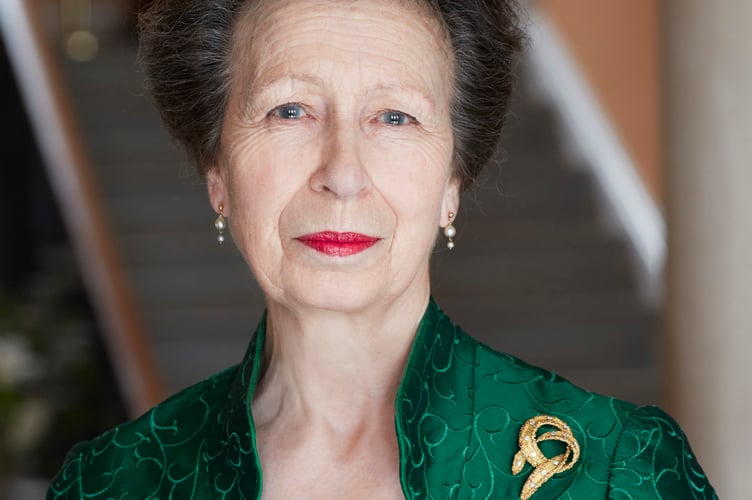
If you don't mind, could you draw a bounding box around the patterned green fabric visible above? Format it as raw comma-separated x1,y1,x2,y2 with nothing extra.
48,300,716,499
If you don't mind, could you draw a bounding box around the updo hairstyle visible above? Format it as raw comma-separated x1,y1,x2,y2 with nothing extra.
138,0,526,192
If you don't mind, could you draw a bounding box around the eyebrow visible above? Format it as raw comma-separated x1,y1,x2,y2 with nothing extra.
236,73,321,117
367,84,436,108
250,73,327,96
242,74,436,108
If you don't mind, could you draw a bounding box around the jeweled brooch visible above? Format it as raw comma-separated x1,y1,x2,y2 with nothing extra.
512,415,580,500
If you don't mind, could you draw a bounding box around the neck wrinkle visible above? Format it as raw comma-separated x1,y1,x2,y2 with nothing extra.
251,290,430,430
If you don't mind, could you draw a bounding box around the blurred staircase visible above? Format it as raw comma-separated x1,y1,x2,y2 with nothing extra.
432,94,659,404
56,11,659,404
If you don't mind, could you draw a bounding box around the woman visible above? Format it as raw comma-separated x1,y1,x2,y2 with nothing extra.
49,0,716,498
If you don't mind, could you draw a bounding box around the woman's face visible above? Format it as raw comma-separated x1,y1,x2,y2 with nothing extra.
208,0,459,313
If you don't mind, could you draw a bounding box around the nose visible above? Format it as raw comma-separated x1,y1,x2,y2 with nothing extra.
309,123,371,199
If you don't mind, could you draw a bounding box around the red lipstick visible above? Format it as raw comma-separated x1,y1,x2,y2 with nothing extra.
297,231,380,257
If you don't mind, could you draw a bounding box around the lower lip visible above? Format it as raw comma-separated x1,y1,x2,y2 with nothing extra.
297,232,380,257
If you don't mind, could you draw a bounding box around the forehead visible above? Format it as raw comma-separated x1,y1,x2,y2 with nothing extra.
230,0,453,98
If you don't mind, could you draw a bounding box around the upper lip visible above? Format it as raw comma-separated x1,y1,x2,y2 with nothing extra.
296,231,380,243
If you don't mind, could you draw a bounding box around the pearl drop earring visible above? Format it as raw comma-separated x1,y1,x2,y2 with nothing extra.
214,204,227,244
444,211,456,250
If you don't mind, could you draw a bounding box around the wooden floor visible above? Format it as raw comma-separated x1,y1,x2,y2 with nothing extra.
58,27,659,405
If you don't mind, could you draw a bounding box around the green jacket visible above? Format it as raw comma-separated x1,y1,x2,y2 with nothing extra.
48,300,716,499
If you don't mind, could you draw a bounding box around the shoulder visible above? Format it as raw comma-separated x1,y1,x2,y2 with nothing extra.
454,332,716,498
47,366,238,499
461,331,636,427
609,405,718,499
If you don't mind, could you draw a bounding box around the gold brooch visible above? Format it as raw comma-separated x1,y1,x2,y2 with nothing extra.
511,415,580,500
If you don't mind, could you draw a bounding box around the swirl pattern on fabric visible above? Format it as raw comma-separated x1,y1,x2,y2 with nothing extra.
48,299,716,499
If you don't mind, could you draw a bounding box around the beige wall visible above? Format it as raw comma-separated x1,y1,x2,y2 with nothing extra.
536,0,662,204
664,1,752,496
536,2,751,494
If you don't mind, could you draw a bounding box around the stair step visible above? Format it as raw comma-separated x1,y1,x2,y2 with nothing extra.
106,193,212,233
69,96,162,131
151,335,253,393
80,126,178,165
432,243,636,293
491,320,656,363
129,263,261,309
97,162,198,196
456,218,619,250
437,292,653,326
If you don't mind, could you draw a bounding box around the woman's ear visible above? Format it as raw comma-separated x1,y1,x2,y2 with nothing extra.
440,176,461,227
206,166,228,215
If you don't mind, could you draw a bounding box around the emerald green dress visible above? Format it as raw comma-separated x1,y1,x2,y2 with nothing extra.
48,300,716,499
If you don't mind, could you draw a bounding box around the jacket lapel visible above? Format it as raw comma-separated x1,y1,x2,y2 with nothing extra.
207,314,266,499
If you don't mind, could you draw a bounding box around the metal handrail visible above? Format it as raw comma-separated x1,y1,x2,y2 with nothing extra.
0,0,164,416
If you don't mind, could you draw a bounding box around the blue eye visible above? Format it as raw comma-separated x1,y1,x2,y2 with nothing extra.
272,103,306,119
381,110,413,126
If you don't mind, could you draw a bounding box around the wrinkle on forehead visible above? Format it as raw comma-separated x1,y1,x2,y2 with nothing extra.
226,0,455,114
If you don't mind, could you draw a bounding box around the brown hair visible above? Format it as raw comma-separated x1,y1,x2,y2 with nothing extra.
138,0,526,192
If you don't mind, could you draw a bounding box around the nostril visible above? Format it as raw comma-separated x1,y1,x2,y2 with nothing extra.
310,136,371,198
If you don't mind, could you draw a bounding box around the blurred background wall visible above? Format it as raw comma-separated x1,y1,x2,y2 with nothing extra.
542,2,751,496
1,0,748,496
663,2,752,497
538,0,662,202
540,1,751,496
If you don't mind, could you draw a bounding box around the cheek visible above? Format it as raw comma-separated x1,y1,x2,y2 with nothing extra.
367,137,452,224
225,139,319,242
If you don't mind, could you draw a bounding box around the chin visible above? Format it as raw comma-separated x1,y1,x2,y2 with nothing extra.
289,278,386,314
255,247,432,316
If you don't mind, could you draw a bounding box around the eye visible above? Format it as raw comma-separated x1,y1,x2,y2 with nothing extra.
380,110,415,126
270,103,306,120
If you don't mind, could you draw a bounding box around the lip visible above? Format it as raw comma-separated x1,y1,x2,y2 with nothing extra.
296,231,380,257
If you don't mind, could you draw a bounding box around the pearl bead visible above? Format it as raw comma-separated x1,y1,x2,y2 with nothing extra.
444,225,456,238
214,215,226,231
447,241,455,250
217,234,225,244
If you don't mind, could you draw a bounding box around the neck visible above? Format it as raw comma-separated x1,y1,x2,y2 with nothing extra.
251,288,430,432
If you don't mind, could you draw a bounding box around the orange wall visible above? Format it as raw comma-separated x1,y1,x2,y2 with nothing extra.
536,0,662,204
